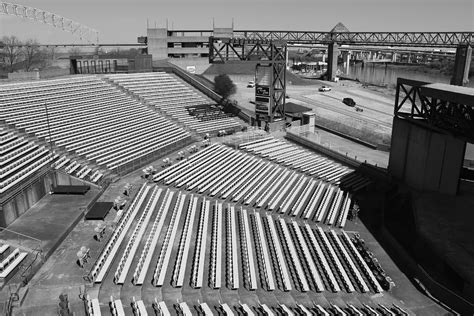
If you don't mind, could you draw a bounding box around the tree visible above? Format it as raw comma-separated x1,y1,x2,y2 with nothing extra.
22,39,44,71
214,74,236,101
1,36,22,72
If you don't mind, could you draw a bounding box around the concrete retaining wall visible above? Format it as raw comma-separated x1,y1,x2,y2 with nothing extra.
39,68,70,79
0,170,53,227
168,57,211,75
286,131,360,168
388,117,466,195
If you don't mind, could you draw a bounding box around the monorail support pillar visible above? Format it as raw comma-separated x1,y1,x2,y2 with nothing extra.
327,42,339,81
451,44,472,86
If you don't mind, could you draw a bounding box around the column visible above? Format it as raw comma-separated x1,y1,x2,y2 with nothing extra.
451,44,472,86
343,51,351,74
327,42,339,81
392,52,397,62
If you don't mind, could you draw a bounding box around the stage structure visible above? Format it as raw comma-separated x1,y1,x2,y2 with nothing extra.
209,37,287,123
389,78,474,195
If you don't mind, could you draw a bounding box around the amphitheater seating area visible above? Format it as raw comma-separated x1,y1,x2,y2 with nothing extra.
0,76,191,176
89,184,385,296
239,137,372,191
153,143,353,227
0,127,55,194
106,72,243,135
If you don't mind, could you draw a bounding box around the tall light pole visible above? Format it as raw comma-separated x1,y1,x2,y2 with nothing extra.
44,102,55,187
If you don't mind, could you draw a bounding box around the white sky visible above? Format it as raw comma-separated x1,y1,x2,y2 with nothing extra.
1,0,473,44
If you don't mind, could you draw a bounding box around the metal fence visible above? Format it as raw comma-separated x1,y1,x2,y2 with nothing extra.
218,126,269,148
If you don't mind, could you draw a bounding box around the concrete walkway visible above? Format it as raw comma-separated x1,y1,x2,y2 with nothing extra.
0,188,100,258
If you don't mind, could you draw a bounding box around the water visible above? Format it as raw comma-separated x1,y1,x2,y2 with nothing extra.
341,62,474,89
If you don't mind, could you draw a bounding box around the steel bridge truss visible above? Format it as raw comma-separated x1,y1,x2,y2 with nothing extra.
0,2,99,44
233,31,473,48
209,37,287,122
395,78,474,140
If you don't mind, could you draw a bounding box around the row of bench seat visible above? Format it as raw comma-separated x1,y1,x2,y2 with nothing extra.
190,199,210,289
90,183,149,283
0,128,54,194
172,195,198,287
114,187,162,284
86,186,384,295
209,202,223,289
152,192,186,287
0,244,28,279
1,75,190,177
225,205,239,290
239,137,373,191
106,72,243,135
83,296,409,316
154,143,353,227
133,189,175,285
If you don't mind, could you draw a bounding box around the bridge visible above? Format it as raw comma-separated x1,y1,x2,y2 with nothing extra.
232,31,473,48
145,27,472,85
1,8,472,85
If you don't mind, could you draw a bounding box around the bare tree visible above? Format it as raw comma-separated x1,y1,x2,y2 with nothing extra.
1,36,22,72
22,39,44,71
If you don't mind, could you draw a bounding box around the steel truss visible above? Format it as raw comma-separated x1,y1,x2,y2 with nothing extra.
234,31,473,48
209,37,287,122
395,78,474,140
0,2,98,44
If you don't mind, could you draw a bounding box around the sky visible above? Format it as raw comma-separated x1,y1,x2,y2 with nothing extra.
1,0,473,44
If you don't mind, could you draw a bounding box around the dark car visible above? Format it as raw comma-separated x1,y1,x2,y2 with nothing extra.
343,97,356,107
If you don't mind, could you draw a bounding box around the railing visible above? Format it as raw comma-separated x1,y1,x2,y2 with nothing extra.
219,126,268,148
157,63,253,124
0,227,42,255
381,227,474,315
20,249,43,285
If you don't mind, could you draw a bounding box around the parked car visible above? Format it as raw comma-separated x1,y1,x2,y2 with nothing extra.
319,85,331,92
247,81,255,88
343,97,356,107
